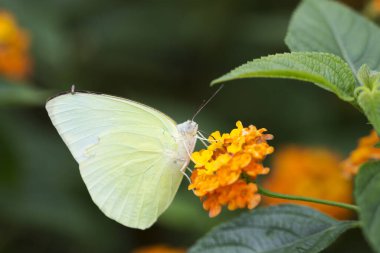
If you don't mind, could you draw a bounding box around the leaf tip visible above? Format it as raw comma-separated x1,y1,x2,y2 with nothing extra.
210,76,229,86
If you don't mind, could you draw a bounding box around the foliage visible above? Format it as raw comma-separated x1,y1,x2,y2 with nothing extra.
285,0,380,75
211,52,356,102
189,205,358,253
355,161,380,252
209,0,380,252
0,79,52,106
213,0,380,134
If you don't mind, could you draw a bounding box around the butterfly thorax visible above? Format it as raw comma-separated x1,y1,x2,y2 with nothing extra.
175,120,198,172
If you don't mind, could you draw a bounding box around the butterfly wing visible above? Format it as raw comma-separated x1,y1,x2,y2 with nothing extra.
46,92,184,229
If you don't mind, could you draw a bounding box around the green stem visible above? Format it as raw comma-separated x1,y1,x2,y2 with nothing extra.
258,185,359,212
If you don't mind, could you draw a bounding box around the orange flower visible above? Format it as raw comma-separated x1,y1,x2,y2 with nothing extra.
373,0,380,12
0,10,31,80
189,121,274,217
342,130,380,176
132,245,186,253
262,146,353,220
364,0,380,17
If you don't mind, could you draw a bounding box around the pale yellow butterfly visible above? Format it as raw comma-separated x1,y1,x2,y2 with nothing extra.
46,88,198,229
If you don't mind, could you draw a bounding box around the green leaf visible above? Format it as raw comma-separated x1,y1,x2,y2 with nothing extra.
285,0,380,76
189,205,358,253
355,85,380,135
355,161,380,253
211,52,356,102
357,65,380,89
0,80,52,106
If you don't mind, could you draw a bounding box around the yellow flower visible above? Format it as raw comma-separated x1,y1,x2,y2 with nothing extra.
191,150,213,168
0,10,31,80
204,154,231,175
342,130,380,176
262,146,353,220
132,245,186,253
189,121,273,217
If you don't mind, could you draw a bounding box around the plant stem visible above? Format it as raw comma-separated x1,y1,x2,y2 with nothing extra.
258,185,359,212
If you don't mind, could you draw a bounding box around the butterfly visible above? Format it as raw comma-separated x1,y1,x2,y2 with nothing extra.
46,87,198,230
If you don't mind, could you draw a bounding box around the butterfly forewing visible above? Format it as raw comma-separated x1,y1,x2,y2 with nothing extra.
46,92,185,229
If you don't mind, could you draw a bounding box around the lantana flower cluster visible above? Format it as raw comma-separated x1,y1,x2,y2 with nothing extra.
189,121,274,217
0,10,31,80
342,130,380,176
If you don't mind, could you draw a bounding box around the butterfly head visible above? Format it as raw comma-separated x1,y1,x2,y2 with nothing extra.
177,120,198,137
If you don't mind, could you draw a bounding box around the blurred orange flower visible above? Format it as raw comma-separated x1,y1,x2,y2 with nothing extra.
0,10,31,80
363,0,380,17
262,146,353,220
373,0,380,12
132,245,186,253
189,121,274,217
342,130,380,176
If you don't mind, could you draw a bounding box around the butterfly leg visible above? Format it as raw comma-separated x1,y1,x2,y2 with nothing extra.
179,158,190,173
197,131,208,140
181,169,192,184
196,135,209,147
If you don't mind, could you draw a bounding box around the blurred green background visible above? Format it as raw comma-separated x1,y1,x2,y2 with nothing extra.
0,0,377,252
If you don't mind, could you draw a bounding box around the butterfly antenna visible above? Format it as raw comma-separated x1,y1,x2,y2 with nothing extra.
191,84,224,121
